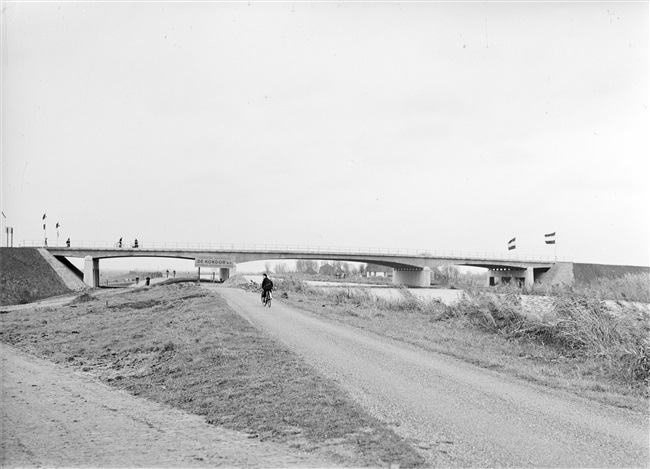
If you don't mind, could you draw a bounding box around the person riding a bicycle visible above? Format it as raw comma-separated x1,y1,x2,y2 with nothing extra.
261,273,273,304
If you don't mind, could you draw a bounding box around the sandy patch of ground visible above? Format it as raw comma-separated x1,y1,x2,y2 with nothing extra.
1,342,337,468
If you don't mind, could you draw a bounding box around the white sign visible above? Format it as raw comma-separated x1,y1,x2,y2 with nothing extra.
195,256,235,268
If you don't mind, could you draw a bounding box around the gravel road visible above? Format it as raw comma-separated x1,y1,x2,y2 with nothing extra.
216,286,649,468
1,342,336,468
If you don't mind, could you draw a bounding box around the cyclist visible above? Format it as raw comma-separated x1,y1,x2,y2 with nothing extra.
261,273,273,304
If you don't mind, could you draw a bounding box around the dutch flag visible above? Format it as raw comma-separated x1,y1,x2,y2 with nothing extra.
545,232,556,245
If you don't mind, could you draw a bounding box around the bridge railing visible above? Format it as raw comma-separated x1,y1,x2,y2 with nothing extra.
20,239,566,262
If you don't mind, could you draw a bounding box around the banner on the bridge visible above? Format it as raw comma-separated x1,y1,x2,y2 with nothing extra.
195,256,235,268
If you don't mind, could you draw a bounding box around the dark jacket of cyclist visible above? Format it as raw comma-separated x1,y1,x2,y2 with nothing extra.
261,274,273,301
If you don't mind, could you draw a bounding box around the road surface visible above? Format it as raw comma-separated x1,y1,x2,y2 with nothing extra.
216,286,649,468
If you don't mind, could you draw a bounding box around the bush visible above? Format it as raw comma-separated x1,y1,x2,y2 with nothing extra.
548,292,650,384
444,287,527,335
446,287,650,386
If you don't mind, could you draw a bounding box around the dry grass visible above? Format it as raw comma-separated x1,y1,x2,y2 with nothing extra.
0,247,71,305
278,281,649,411
0,283,425,468
529,272,650,303
446,288,650,388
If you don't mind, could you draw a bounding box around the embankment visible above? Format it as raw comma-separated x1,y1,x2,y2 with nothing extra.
540,262,649,286
573,263,649,284
0,248,88,306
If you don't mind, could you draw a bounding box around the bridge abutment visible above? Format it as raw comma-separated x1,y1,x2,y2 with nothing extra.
219,267,233,281
487,266,535,288
83,256,99,288
392,267,430,287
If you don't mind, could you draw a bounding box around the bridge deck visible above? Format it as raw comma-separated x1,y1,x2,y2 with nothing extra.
29,242,557,271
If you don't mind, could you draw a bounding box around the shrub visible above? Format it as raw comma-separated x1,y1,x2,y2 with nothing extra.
548,292,650,384
445,287,527,336
446,287,650,386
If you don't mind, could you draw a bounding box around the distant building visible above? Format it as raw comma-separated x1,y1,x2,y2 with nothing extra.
305,266,318,275
319,264,335,276
334,267,346,279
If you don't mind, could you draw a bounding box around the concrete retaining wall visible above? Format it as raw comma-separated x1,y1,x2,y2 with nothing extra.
38,249,89,292
537,262,575,286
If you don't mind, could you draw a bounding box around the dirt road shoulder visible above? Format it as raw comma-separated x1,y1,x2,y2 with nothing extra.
1,342,336,468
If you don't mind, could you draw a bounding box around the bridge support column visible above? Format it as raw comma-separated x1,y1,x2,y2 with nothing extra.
83,256,99,288
525,267,534,289
393,267,430,287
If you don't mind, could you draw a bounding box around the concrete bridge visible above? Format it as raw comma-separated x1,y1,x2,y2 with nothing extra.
36,241,557,288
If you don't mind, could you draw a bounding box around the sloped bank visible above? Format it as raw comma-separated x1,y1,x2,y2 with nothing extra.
0,248,88,306
540,262,650,287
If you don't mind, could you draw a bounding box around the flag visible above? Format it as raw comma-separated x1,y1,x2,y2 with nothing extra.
507,237,516,250
42,213,46,220
545,232,556,245
43,224,46,230
56,222,60,229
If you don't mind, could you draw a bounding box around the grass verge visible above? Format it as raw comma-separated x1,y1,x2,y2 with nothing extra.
276,281,649,412
0,283,425,468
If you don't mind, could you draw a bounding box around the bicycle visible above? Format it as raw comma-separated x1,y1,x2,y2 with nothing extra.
262,290,272,307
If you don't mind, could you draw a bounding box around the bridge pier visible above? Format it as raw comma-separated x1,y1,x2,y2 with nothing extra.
392,267,430,287
83,256,99,288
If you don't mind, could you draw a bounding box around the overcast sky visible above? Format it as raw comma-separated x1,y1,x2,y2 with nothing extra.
2,1,648,269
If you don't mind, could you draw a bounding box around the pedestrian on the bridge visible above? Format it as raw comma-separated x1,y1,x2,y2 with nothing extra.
261,273,273,304
166,269,169,278
118,237,122,248
66,238,70,248
133,238,139,248
173,270,176,278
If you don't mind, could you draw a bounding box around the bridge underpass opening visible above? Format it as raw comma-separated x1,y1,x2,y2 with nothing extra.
392,267,431,287
486,266,551,288
81,257,223,288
